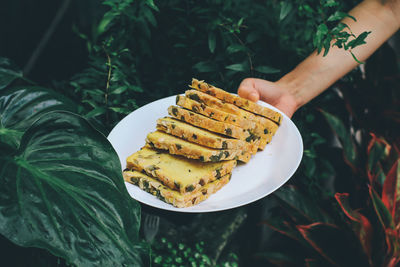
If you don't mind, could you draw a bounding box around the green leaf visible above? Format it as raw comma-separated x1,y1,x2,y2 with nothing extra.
0,86,77,148
109,106,131,114
279,2,293,21
225,63,247,72
143,7,157,27
347,31,371,49
145,0,159,12
297,223,370,266
327,11,355,22
208,31,216,53
350,51,365,65
369,186,398,254
335,193,373,262
97,13,114,36
0,111,149,266
86,106,107,118
382,160,400,224
322,37,331,57
273,185,332,223
320,110,358,170
193,61,217,73
261,216,304,243
0,58,24,90
323,0,339,7
226,44,246,54
314,24,329,54
254,65,280,74
370,186,395,230
110,86,129,95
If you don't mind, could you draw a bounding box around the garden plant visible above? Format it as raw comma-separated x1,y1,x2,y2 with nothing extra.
0,0,399,266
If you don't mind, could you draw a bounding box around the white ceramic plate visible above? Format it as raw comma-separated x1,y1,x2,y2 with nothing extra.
108,95,303,213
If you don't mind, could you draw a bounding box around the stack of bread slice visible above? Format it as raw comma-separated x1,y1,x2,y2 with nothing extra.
123,78,283,208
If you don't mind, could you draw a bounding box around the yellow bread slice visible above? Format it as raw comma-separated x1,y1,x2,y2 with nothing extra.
156,117,248,150
146,131,250,162
123,170,231,208
168,106,260,143
176,94,268,151
185,89,279,136
126,147,236,193
168,106,259,154
176,95,258,131
190,78,283,125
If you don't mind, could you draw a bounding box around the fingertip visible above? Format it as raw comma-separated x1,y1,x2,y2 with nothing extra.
248,91,259,102
237,78,258,101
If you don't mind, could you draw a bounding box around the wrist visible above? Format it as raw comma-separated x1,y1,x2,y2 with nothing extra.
276,72,307,112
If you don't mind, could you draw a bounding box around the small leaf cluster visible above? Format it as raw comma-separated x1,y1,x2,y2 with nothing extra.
152,237,239,267
71,0,157,130
311,0,371,62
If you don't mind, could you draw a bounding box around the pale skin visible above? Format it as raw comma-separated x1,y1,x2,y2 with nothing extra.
238,0,400,118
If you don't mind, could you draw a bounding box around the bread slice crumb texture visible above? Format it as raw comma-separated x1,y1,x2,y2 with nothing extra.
126,147,236,194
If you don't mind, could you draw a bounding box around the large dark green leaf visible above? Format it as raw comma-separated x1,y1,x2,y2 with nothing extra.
0,86,77,148
0,111,148,266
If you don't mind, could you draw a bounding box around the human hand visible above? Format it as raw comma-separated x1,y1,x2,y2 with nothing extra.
237,78,299,118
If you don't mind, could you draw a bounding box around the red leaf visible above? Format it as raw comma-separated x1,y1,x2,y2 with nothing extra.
260,218,303,243
387,256,400,267
369,186,397,255
335,193,373,263
367,133,391,156
335,193,360,222
367,133,391,184
297,223,339,266
382,160,400,224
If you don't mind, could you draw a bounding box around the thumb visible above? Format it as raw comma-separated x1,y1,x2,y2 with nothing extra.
237,78,260,102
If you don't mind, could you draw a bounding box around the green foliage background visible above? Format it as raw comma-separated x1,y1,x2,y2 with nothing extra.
1,0,399,266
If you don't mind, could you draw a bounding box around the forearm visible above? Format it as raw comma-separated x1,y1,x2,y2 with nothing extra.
277,0,400,109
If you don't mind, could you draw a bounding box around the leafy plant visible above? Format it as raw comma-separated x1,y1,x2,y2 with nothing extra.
257,46,400,265
69,0,369,132
0,63,149,266
0,0,382,265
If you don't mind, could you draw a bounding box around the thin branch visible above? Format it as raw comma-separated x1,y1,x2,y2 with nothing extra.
23,0,72,76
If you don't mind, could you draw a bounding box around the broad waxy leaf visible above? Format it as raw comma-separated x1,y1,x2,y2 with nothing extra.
320,110,358,171
0,111,148,266
0,86,77,148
